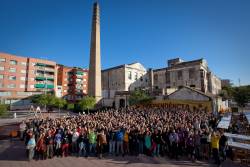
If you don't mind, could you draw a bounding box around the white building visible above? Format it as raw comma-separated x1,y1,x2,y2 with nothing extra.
101,62,148,107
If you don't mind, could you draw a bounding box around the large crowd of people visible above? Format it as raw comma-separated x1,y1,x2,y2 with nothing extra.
19,104,227,166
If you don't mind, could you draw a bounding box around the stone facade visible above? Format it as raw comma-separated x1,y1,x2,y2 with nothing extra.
153,58,221,95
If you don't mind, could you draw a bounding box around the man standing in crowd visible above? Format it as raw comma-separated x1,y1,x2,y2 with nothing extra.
108,128,116,155
211,131,221,166
88,128,97,156
116,128,124,156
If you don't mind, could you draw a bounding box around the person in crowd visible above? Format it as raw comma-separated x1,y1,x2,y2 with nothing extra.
45,130,54,159
116,128,124,156
138,129,145,155
54,130,62,157
152,129,161,157
97,129,107,158
78,130,88,157
19,121,27,140
61,129,70,157
169,129,179,160
88,128,97,156
211,131,221,166
186,131,195,162
144,131,152,156
108,128,116,155
71,128,79,155
27,134,36,161
123,129,129,155
36,133,46,160
194,130,201,160
219,131,228,161
200,129,209,160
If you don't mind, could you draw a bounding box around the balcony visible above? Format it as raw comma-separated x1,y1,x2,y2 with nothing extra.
35,84,54,89
76,74,82,78
35,76,54,81
76,71,83,75
36,63,47,67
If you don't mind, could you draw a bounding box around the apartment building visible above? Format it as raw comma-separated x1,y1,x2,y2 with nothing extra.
57,64,88,102
0,53,57,104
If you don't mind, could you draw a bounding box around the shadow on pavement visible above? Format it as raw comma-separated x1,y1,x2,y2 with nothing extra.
0,139,27,161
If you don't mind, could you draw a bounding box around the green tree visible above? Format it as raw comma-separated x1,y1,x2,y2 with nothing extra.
233,86,250,111
78,96,96,113
54,97,66,116
129,89,153,106
54,97,66,109
220,85,234,99
0,104,8,116
31,94,49,106
67,103,75,111
47,95,57,107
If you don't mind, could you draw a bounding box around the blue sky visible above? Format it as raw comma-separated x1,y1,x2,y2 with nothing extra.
0,0,249,85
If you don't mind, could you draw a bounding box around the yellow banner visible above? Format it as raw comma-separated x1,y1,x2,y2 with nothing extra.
142,99,212,112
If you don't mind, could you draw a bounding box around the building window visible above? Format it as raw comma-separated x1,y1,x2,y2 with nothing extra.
177,71,182,80
166,71,170,84
189,68,195,79
30,85,34,88
10,60,17,65
83,78,87,81
83,84,86,87
0,58,6,62
0,66,4,71
20,84,25,88
9,67,16,73
20,77,26,81
154,74,158,82
140,77,143,82
190,85,196,88
8,84,16,88
9,76,16,80
0,74,3,79
128,71,132,80
135,72,138,80
21,70,27,74
21,62,27,66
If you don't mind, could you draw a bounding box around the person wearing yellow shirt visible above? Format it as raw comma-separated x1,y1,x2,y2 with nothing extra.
211,131,221,166
123,129,129,155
